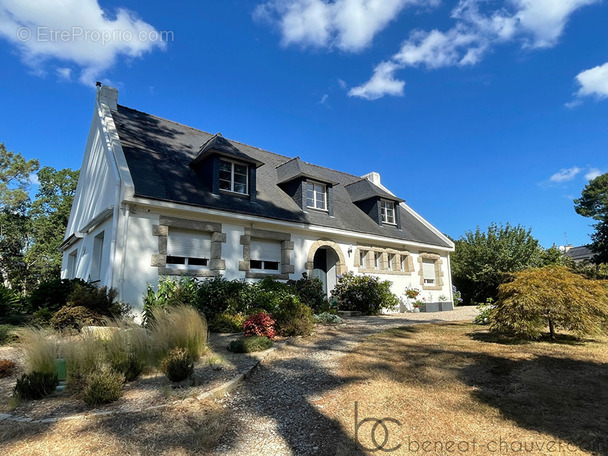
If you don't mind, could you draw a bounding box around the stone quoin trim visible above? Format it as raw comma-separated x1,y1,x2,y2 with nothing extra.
239,228,294,279
305,240,348,277
150,216,226,277
418,252,444,290
353,246,414,275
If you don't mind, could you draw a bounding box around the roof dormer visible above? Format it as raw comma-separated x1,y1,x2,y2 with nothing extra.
190,134,263,202
345,175,404,229
276,157,339,216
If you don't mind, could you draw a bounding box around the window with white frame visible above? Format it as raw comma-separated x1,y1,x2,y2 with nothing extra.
250,239,281,272
381,200,396,225
90,231,104,282
306,182,327,211
359,250,367,269
374,252,381,270
67,249,78,279
167,228,211,268
219,159,248,194
422,260,437,285
388,253,394,271
400,255,407,272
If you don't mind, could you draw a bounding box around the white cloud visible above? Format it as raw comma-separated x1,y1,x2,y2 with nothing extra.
573,61,608,100
513,0,598,48
28,173,39,186
345,0,600,99
56,67,72,81
585,168,603,180
549,167,582,183
347,61,405,100
318,93,329,104
0,0,166,85
254,0,440,52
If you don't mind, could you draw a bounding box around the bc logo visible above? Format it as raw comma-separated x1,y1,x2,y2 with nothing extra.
354,402,402,452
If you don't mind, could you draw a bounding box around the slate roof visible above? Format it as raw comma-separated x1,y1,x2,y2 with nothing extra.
345,178,404,203
111,105,452,249
276,157,339,186
564,246,594,262
191,133,263,168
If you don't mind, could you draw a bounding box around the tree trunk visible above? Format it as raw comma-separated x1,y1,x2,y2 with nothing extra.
548,317,555,341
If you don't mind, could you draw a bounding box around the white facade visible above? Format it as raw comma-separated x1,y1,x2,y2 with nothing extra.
61,87,455,314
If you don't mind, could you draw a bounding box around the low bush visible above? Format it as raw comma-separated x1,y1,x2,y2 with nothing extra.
196,277,251,320
331,272,399,315
13,371,59,400
474,299,494,325
243,313,276,339
50,306,105,331
161,347,194,382
67,284,130,320
209,312,246,333
63,332,104,391
149,305,207,363
313,312,344,325
0,285,23,324
0,359,16,378
82,368,124,405
142,277,199,326
287,273,327,312
28,279,89,314
0,324,18,345
273,295,314,336
228,336,273,353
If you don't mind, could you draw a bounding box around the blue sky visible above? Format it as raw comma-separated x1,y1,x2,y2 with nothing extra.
0,0,607,248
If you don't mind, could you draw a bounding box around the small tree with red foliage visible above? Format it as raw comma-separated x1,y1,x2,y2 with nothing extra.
243,312,276,339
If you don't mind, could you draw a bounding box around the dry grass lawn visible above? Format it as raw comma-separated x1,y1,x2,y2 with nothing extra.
318,322,608,455
0,398,232,455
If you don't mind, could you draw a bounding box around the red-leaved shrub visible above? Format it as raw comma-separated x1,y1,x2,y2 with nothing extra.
243,313,276,339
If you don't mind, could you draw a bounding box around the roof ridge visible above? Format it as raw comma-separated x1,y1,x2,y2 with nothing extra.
116,104,363,181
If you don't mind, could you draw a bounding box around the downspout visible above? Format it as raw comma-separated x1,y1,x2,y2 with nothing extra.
118,203,131,299
447,252,454,305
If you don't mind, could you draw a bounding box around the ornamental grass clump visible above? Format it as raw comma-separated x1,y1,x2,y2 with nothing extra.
149,305,208,363
17,327,59,375
13,371,59,400
104,320,150,382
491,265,608,340
243,312,276,339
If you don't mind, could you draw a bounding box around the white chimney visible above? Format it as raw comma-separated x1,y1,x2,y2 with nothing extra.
98,85,118,111
363,172,381,185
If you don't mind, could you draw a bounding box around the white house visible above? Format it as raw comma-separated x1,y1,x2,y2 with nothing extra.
61,85,455,313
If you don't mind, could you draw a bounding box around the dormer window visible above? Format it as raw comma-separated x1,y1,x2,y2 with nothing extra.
306,182,327,211
219,159,248,195
381,200,396,225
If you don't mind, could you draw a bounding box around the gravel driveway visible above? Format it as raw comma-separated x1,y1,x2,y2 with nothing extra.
213,307,478,456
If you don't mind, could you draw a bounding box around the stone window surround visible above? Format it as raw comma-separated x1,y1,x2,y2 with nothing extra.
353,246,414,275
239,228,295,280
151,216,226,277
418,252,444,290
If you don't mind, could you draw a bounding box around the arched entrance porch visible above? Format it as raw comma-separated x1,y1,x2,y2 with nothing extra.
306,240,347,298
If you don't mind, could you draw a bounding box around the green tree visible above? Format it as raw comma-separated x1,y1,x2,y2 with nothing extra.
0,143,39,211
27,167,79,283
491,266,608,340
451,223,542,305
0,160,78,293
574,173,608,264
